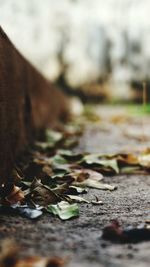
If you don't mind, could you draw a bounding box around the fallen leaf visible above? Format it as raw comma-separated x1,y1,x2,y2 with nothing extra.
74,179,116,191
62,136,78,149
68,169,116,190
83,155,119,173
46,129,63,147
51,155,68,167
29,179,60,206
4,186,24,205
67,185,88,194
117,153,139,166
51,169,69,179
120,166,142,174
53,183,70,195
138,153,150,167
69,169,103,182
66,195,89,203
42,165,53,176
58,150,83,162
47,201,79,220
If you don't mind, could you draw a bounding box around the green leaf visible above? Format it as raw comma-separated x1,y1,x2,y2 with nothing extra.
98,159,119,173
51,169,68,178
47,201,79,220
83,154,119,173
51,155,67,166
74,179,117,191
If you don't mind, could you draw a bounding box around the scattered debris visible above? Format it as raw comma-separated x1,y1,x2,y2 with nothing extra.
0,120,117,220
1,109,150,221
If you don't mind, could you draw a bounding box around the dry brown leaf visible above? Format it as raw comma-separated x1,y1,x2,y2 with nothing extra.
69,169,103,182
4,186,24,205
118,153,139,165
42,165,53,176
30,179,60,206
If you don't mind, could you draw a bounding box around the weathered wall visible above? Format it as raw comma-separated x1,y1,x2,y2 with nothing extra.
0,0,150,99
0,26,68,189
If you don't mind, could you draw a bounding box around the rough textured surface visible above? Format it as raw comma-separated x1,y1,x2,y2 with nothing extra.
0,27,68,186
0,106,150,267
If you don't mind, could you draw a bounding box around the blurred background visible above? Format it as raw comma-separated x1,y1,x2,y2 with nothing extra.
0,0,150,102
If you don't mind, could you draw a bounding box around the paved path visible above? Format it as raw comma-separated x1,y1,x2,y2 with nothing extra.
0,105,150,267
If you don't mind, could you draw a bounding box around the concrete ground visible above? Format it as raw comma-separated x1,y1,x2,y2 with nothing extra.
0,105,150,267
